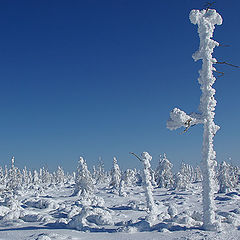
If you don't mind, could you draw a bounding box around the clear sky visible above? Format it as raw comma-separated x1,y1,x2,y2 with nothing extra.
0,0,239,172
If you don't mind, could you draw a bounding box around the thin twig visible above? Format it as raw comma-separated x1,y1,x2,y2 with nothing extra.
218,44,230,47
129,152,142,162
213,70,224,77
204,2,216,12
180,119,192,134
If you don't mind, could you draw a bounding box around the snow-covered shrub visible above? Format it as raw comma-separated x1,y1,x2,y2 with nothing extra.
73,157,94,196
155,153,174,189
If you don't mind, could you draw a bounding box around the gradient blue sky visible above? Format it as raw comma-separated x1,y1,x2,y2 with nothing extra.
0,0,239,172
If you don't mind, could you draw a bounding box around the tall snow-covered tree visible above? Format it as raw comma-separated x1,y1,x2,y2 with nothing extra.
167,8,223,231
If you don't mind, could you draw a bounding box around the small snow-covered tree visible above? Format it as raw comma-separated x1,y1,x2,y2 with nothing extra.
181,163,195,183
22,167,29,185
33,170,39,185
109,157,121,190
194,165,203,182
155,153,173,189
173,172,187,190
7,157,22,190
118,179,127,197
55,166,65,185
41,167,51,186
0,166,4,186
122,168,138,187
73,157,94,196
217,161,238,193
94,157,107,184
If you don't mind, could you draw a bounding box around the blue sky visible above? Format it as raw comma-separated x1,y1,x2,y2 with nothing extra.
0,0,239,172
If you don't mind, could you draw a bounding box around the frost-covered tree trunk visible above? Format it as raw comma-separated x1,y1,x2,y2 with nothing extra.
167,9,223,231
140,152,156,214
190,9,222,231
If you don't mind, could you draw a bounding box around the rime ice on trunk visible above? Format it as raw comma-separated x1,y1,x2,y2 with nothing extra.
167,9,223,231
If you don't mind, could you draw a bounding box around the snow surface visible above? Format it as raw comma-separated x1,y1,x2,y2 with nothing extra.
0,181,239,240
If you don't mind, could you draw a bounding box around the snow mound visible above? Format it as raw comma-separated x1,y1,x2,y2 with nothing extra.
68,206,113,231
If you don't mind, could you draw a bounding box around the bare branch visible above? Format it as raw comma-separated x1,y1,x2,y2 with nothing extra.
129,152,143,162
215,61,240,68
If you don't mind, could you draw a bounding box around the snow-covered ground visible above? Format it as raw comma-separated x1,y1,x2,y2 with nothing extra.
0,181,239,240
